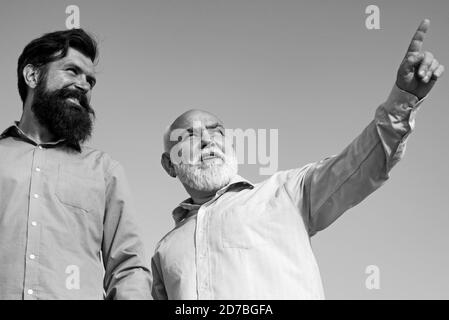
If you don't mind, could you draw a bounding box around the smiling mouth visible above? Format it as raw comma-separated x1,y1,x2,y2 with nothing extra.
66,97,84,110
66,97,81,105
201,155,217,161
201,151,223,162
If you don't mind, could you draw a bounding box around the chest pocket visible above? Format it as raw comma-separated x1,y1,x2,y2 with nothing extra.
55,166,104,216
221,202,273,249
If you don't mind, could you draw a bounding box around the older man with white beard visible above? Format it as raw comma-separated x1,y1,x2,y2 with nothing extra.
152,20,444,299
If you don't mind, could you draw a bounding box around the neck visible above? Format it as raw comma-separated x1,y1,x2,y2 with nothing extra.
18,101,55,144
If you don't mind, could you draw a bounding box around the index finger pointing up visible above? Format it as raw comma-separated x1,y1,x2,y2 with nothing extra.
406,19,430,54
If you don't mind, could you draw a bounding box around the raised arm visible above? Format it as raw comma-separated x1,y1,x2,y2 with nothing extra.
300,20,444,236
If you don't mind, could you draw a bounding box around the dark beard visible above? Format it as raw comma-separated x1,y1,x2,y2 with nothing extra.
31,83,95,147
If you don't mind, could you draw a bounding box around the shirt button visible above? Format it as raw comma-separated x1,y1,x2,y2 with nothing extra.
27,289,34,295
31,221,37,227
29,254,36,260
38,146,43,150
33,194,39,199
35,167,41,172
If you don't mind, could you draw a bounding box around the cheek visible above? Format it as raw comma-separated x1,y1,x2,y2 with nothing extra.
44,73,70,91
168,142,192,165
218,138,235,157
175,140,203,165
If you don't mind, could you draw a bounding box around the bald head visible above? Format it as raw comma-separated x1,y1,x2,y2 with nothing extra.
163,109,224,153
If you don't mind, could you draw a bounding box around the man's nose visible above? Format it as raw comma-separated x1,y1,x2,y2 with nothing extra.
200,139,210,149
200,129,214,149
74,75,90,94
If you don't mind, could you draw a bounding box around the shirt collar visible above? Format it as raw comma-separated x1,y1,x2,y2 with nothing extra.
0,122,81,152
172,175,254,225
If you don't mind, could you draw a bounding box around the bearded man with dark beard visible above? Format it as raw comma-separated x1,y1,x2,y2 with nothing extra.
31,75,96,149
0,29,151,299
152,20,444,300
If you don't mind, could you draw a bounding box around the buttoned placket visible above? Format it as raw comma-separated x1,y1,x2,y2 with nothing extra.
179,182,252,299
194,184,250,299
23,144,45,300
195,203,212,299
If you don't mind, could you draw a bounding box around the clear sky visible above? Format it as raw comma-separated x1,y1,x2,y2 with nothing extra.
1,0,448,299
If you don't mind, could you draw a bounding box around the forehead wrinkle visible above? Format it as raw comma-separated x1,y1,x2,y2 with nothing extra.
164,110,225,152
178,122,223,133
173,114,223,130
59,49,95,75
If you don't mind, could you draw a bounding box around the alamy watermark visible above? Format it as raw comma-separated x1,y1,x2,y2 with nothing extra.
365,265,380,290
65,265,80,290
365,5,380,30
169,120,279,176
66,5,80,29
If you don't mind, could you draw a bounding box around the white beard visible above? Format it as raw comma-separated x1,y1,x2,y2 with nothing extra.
174,151,238,192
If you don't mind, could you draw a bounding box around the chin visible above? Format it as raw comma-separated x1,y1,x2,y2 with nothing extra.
175,154,239,192
177,168,234,192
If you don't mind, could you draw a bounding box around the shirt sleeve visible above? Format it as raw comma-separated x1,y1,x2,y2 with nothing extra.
151,252,168,300
290,85,423,236
102,162,152,299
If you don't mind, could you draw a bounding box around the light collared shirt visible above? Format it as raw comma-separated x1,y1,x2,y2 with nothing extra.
0,123,151,299
152,85,423,299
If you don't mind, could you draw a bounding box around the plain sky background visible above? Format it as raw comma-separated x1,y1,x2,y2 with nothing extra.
1,0,448,299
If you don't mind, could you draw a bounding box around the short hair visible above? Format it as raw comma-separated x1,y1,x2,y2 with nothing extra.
17,29,98,103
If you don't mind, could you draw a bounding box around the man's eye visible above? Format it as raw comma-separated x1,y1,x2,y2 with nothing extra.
212,128,224,136
66,68,77,74
181,132,193,141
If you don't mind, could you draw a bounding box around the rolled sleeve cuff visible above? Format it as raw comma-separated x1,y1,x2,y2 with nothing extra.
386,85,425,126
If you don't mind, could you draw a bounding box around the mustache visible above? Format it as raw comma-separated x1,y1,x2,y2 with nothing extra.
200,147,225,161
57,88,92,113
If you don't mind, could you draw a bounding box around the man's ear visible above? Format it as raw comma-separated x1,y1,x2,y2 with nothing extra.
23,64,40,89
161,152,177,178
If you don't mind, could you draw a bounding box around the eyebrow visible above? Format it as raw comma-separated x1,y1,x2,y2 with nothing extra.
64,62,97,86
185,122,224,134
